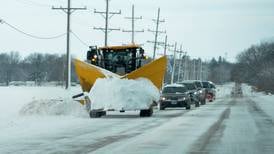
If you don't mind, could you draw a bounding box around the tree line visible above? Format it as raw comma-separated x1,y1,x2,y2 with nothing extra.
4,44,270,90
0,52,77,86
231,42,274,92
207,56,233,84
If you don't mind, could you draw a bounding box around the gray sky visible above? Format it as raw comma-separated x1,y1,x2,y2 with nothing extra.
1,0,274,62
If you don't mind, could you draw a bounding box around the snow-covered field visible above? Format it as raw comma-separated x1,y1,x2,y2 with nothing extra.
0,83,273,154
242,84,274,120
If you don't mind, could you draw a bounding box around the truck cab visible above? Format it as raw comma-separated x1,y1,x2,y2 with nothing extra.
86,44,146,75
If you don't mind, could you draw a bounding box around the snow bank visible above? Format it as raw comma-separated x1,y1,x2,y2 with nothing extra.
89,78,160,110
216,82,234,99
19,98,87,117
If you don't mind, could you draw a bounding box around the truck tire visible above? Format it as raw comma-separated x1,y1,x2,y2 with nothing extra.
89,110,106,118
140,108,153,117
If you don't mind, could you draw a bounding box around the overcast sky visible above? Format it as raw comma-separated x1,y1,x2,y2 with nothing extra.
1,0,274,62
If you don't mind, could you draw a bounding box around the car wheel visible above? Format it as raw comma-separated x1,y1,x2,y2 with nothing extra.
140,108,153,117
195,101,200,107
186,104,191,110
160,106,165,110
201,99,206,105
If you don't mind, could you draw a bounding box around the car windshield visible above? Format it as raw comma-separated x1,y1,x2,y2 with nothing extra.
181,83,196,90
195,82,202,88
202,82,210,88
210,83,216,89
163,87,187,93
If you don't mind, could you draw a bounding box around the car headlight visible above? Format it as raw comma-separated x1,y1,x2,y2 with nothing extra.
182,97,186,101
199,90,202,93
194,92,197,95
161,97,166,100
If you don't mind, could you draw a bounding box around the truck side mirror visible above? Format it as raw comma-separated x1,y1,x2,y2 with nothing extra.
87,51,92,60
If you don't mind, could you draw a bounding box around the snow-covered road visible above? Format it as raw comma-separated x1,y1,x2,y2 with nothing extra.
1,83,274,154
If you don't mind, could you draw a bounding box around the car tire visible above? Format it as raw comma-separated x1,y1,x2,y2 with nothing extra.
186,104,191,110
160,106,165,110
140,108,153,117
195,101,200,107
201,99,206,105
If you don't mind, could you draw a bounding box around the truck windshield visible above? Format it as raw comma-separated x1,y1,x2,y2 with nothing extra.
104,51,132,64
163,87,187,93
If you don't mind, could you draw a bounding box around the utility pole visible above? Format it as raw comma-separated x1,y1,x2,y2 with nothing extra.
177,45,186,82
148,8,165,60
182,52,188,80
171,42,177,84
193,59,196,80
94,0,121,46
200,59,203,80
162,35,174,56
122,5,144,44
151,35,173,56
52,0,86,90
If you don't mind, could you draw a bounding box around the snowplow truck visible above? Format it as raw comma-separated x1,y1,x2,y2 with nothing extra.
73,44,167,118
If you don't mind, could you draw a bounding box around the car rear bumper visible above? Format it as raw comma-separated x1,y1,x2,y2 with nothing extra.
160,100,188,108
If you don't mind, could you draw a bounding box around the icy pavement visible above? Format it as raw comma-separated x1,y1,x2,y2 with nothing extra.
0,83,274,154
189,84,274,154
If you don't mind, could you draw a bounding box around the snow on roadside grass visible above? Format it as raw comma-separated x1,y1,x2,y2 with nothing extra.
0,86,85,119
216,82,234,99
89,78,160,110
19,98,87,117
242,84,274,120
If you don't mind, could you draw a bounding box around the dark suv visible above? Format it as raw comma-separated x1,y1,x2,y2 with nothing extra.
178,82,200,107
159,84,192,110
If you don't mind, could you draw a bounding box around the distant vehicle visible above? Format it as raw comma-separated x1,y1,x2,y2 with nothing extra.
202,81,216,102
178,82,200,107
231,83,243,97
192,80,207,105
159,84,192,110
180,80,206,105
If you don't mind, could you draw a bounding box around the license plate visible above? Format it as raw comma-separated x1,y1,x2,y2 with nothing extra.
171,101,177,104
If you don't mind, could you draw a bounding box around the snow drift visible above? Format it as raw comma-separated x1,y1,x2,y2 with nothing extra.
89,78,160,110
19,98,87,117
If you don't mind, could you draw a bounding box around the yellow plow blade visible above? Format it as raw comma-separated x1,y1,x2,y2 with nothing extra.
73,56,167,92
123,56,167,90
74,59,106,92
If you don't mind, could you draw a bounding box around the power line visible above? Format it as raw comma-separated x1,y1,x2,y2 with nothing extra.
71,31,89,47
13,0,52,7
52,0,86,90
122,5,144,44
0,19,66,39
93,0,121,46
